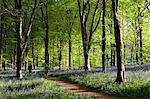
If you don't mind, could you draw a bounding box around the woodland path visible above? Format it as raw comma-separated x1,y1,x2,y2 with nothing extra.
46,76,121,99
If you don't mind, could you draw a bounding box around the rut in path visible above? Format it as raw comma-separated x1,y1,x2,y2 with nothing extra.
47,76,121,99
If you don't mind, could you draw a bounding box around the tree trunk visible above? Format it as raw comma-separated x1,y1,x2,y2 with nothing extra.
124,44,126,64
15,0,22,78
139,27,143,65
110,44,113,66
68,31,72,69
112,0,125,83
36,54,38,67
77,0,101,71
31,39,35,69
84,49,91,71
3,26,6,71
53,40,55,66
44,1,49,74
131,44,133,64
111,44,116,66
0,2,4,70
135,27,139,65
102,0,106,72
59,40,62,70
25,44,28,71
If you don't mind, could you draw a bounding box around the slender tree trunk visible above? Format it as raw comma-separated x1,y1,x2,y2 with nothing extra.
59,40,62,70
83,49,91,71
111,44,116,66
44,1,49,74
31,38,35,69
135,27,139,65
3,26,6,71
0,1,4,71
77,0,101,71
15,0,22,78
110,44,113,66
10,28,13,68
25,44,28,71
137,7,143,65
68,31,72,69
53,40,55,66
139,27,143,65
36,54,38,67
112,0,125,83
102,0,106,72
124,44,126,64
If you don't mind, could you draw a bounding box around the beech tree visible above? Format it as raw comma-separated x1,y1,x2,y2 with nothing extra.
77,0,102,71
112,0,125,83
0,0,4,71
14,0,37,78
41,0,49,74
102,0,106,72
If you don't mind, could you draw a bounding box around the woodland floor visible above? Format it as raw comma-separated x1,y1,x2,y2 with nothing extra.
0,64,149,98
46,76,121,99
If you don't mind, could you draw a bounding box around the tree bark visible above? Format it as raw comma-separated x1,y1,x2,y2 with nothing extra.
112,0,125,83
36,54,38,67
111,44,116,66
59,40,63,70
68,25,72,69
139,27,143,65
41,1,49,74
31,37,35,69
102,0,106,72
124,44,126,64
25,44,28,71
0,6,3,71
3,26,6,71
84,49,91,70
15,0,22,78
77,0,101,71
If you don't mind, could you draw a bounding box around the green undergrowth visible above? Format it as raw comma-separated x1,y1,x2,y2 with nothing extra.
0,73,89,99
49,71,150,98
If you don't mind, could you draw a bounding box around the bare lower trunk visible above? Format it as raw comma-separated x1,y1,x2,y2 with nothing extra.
36,55,38,67
0,5,3,70
84,50,91,71
102,0,106,72
68,32,72,69
25,44,28,71
44,1,49,74
15,0,22,78
111,44,116,66
31,40,35,69
3,27,6,71
135,31,139,65
139,27,143,65
112,0,125,83
59,40,62,70
131,44,133,64
124,44,126,64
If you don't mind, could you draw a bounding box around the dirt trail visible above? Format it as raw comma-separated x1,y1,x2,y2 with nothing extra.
47,76,122,99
